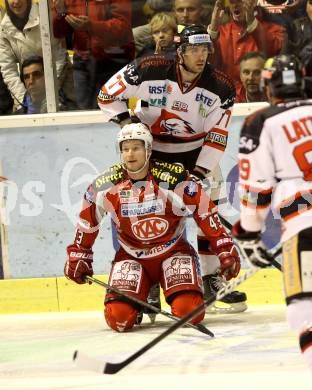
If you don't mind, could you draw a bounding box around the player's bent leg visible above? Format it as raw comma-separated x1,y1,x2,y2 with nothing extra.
170,291,205,324
105,257,151,327
104,301,138,332
287,299,312,371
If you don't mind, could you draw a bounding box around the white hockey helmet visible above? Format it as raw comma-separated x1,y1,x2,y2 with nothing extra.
117,123,153,151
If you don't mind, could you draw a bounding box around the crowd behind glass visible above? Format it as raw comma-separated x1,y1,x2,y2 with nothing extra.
0,0,311,115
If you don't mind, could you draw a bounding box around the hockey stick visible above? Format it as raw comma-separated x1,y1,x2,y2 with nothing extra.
218,215,282,271
87,264,261,374
85,275,214,337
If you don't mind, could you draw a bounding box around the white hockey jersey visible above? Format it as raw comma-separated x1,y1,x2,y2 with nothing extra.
97,54,236,172
238,100,312,242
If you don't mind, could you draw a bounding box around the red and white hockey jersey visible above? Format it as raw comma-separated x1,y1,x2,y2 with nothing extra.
71,160,230,259
238,100,312,242
97,55,235,172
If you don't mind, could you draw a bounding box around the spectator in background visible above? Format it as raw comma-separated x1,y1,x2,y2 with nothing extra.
0,2,13,115
0,70,13,115
282,0,312,57
133,0,173,57
236,51,266,102
19,55,46,114
52,0,135,110
208,0,285,94
132,0,149,28
258,0,305,17
175,0,205,30
0,0,74,111
17,55,74,114
303,45,312,97
137,12,177,57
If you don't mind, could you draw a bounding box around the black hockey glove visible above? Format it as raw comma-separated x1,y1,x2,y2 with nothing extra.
109,111,141,128
231,221,275,268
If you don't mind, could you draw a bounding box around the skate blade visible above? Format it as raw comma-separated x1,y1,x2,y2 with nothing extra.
205,301,248,314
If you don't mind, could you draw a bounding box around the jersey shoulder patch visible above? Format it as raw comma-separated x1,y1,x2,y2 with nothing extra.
205,66,236,109
150,159,187,189
239,105,288,154
93,164,125,191
123,55,173,85
139,55,173,81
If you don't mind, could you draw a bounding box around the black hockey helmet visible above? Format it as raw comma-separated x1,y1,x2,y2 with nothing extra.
261,54,304,99
175,24,214,53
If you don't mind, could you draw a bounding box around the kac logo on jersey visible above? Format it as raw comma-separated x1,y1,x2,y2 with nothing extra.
131,217,169,240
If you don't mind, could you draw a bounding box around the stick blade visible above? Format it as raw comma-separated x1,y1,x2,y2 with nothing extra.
103,361,126,375
196,323,214,337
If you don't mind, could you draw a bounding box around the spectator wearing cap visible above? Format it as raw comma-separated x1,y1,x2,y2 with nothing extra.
236,51,266,102
208,0,285,94
52,0,135,109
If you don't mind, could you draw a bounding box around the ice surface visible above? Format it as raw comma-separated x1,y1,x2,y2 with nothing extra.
0,305,311,390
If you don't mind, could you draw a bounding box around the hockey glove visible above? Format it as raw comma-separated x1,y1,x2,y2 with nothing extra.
231,221,274,268
109,111,141,128
64,245,94,284
210,233,241,281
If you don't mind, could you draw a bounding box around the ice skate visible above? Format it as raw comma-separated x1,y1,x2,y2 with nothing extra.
203,273,247,314
144,283,161,323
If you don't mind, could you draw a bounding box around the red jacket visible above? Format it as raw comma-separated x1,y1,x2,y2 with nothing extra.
52,0,134,61
213,18,285,93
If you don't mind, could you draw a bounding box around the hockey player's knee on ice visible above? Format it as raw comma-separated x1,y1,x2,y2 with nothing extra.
104,301,138,332
170,291,204,324
287,299,312,370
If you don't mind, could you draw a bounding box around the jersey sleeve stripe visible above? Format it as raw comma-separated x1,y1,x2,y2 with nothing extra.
278,189,312,208
203,141,226,151
240,199,270,209
239,186,273,208
279,191,312,221
241,184,274,194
